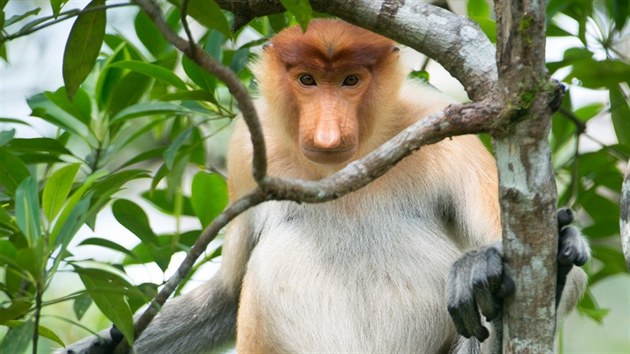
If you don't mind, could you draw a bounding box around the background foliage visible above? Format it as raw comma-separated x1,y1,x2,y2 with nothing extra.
0,0,628,352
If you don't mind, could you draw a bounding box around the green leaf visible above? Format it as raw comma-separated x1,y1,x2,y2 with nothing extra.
110,61,188,90
120,147,166,168
0,148,30,197
607,0,629,30
280,0,312,31
63,0,106,100
0,240,17,263
141,189,195,216
0,299,30,322
169,0,231,38
229,47,251,73
573,103,603,122
590,245,627,284
51,196,91,254
37,323,66,346
112,199,158,246
164,127,193,170
79,237,137,258
75,267,135,344
45,87,92,125
51,0,69,17
134,10,170,58
467,0,491,17
50,170,108,246
191,172,228,227
15,177,41,243
73,292,92,321
0,319,34,354
107,71,153,117
1,319,66,347
204,30,225,61
160,90,217,103
182,56,217,91
110,102,194,123
569,59,630,88
7,137,72,157
268,13,289,33
88,170,150,215
42,164,81,222
577,290,609,324
0,129,15,146
610,85,630,145
27,93,94,145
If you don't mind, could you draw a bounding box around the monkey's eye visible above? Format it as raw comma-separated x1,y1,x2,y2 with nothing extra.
342,75,359,86
299,74,317,86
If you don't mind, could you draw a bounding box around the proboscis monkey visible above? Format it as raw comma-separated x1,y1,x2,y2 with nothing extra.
62,19,589,354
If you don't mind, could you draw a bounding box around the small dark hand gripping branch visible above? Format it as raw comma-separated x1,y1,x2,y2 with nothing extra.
62,1,592,354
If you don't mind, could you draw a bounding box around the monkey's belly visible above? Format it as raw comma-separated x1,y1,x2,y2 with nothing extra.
241,212,460,353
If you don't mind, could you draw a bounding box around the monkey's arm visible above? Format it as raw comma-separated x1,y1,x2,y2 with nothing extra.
446,209,589,343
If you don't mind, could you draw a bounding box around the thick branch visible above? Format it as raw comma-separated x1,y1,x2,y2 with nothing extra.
622,160,630,271
494,1,559,353
215,0,497,101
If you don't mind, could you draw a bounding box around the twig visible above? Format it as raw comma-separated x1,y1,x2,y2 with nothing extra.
0,3,135,44
180,0,196,56
134,0,268,182
558,107,587,134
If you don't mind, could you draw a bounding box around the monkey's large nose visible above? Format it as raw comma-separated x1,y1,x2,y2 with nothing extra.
313,119,342,149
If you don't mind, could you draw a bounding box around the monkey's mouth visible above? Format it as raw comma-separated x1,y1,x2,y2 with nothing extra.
301,146,357,165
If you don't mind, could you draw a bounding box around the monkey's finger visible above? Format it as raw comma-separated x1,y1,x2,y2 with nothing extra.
447,253,491,341
473,248,503,321
557,208,574,231
558,226,590,266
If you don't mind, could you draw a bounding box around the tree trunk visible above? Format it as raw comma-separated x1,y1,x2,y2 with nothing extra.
494,0,559,352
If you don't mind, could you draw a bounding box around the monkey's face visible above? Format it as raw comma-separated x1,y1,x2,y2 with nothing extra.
288,68,371,165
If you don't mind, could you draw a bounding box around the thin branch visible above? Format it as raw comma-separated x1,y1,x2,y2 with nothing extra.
260,99,502,202
558,107,587,134
0,3,135,44
134,0,268,182
180,0,196,56
214,0,498,101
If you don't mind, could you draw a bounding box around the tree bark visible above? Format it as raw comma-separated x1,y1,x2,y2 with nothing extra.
494,1,560,353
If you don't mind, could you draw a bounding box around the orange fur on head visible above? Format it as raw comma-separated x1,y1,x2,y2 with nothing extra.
251,19,405,167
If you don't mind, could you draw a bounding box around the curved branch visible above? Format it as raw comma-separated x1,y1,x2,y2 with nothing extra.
261,99,501,202
134,0,268,182
215,0,497,101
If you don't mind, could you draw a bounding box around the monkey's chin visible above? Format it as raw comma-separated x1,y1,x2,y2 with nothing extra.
301,147,357,165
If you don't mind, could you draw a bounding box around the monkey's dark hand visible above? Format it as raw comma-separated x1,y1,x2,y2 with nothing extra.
59,325,123,354
556,208,590,306
446,208,590,342
446,241,512,342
